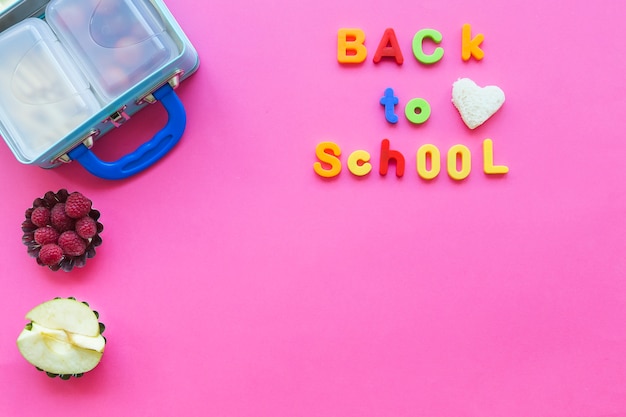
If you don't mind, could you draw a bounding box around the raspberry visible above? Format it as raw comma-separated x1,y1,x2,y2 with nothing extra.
58,231,87,257
65,192,92,219
75,216,97,239
34,227,60,245
38,244,64,266
23,190,103,271
50,203,74,232
30,207,50,228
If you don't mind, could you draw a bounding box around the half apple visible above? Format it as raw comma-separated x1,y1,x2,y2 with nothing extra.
17,297,106,379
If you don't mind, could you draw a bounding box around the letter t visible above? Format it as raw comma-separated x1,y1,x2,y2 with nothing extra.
380,88,399,124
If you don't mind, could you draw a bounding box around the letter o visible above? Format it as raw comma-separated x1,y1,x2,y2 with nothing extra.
447,144,471,180
416,144,440,180
404,98,431,124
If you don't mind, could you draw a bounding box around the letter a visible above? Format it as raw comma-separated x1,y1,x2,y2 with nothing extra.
373,28,404,65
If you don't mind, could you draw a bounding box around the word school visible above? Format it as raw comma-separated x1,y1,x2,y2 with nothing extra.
314,139,508,180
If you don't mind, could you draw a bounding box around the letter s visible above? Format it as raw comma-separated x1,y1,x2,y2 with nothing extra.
314,142,342,178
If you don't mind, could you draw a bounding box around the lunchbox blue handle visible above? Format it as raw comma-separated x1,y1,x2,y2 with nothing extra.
67,83,185,180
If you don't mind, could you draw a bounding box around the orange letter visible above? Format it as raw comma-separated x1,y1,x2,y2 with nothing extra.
461,23,484,61
338,28,367,64
314,142,342,178
373,28,404,65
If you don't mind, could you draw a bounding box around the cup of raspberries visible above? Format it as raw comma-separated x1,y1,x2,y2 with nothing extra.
21,189,103,271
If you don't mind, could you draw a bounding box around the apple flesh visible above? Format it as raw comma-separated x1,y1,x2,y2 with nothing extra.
17,298,105,377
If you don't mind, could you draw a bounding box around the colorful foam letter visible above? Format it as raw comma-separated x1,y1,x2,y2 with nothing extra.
337,28,367,64
314,142,342,178
447,145,471,180
416,144,441,180
412,29,444,64
348,150,372,176
461,23,485,61
373,28,404,65
404,98,431,124
483,139,509,174
379,139,405,177
380,88,399,124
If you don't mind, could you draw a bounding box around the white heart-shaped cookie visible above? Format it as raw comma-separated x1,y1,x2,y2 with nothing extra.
452,78,505,129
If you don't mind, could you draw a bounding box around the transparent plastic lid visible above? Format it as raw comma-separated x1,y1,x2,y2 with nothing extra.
46,0,179,103
0,18,101,162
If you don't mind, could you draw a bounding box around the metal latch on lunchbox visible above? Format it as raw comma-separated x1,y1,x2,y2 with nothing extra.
137,70,183,105
53,129,100,164
104,107,131,128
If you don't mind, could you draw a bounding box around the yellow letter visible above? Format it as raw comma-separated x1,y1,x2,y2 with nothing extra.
447,144,471,180
483,139,509,174
461,23,484,61
416,144,441,180
314,142,342,178
338,28,367,64
347,150,372,176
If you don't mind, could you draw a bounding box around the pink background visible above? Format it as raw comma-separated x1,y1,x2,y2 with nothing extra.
1,0,626,416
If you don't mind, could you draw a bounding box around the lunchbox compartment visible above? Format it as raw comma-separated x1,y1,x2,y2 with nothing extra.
0,18,101,162
46,0,180,103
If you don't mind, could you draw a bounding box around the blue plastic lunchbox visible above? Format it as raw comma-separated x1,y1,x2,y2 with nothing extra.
0,0,198,179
